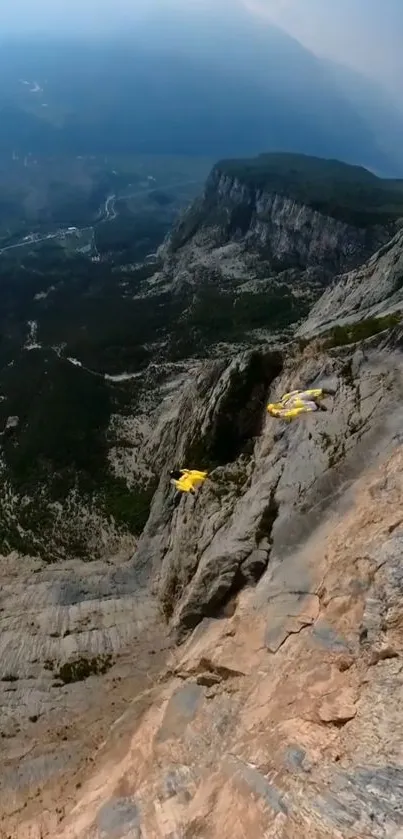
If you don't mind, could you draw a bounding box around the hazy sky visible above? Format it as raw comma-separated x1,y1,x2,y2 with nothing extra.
0,0,401,102
247,0,403,103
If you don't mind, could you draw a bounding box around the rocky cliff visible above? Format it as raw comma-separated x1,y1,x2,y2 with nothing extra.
12,315,403,839
165,168,388,271
151,156,400,310
0,154,400,566
3,156,403,838
300,227,403,337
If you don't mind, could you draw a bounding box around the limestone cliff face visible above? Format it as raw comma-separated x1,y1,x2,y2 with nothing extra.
186,168,387,263
155,168,391,300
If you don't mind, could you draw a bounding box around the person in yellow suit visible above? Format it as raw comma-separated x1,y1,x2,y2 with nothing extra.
169,469,208,495
267,387,335,420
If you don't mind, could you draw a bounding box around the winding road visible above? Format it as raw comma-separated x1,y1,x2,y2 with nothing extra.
0,179,200,256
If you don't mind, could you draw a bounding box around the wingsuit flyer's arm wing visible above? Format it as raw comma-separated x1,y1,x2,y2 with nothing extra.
177,475,194,493
284,404,317,418
280,390,300,403
304,388,325,399
267,402,284,415
270,404,317,419
267,404,290,419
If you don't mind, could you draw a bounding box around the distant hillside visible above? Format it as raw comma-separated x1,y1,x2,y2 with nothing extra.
215,153,403,228
1,22,403,174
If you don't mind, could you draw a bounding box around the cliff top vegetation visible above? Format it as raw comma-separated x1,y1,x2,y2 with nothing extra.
215,153,403,228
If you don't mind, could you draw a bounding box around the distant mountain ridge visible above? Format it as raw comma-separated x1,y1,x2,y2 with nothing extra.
0,16,403,173
165,153,401,268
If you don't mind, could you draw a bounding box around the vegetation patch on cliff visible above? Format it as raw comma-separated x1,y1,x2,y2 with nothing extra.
324,312,402,347
55,655,113,684
168,284,307,359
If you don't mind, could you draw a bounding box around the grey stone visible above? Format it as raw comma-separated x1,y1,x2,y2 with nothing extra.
264,593,319,653
226,755,289,815
163,767,193,801
3,750,75,792
283,745,310,773
299,228,403,338
240,549,269,585
311,620,351,653
156,683,203,743
315,766,403,836
97,797,140,838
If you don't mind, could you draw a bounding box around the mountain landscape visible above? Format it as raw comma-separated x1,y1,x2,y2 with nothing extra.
1,3,403,835
1,145,403,838
1,9,403,173
1,152,402,563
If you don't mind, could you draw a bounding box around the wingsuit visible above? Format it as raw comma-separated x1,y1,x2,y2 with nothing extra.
169,469,208,495
267,387,335,420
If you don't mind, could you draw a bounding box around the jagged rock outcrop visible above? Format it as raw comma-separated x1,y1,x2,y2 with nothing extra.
300,227,403,336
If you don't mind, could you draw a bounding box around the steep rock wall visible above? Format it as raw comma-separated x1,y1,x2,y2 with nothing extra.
300,227,403,336
15,328,403,839
162,169,390,280
133,332,403,642
6,177,403,839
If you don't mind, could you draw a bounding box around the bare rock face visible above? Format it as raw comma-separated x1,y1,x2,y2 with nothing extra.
299,227,403,336
4,192,403,837
25,440,403,839
134,336,403,647
10,332,399,834
0,548,170,832
205,170,387,271
11,312,403,836
153,168,391,304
